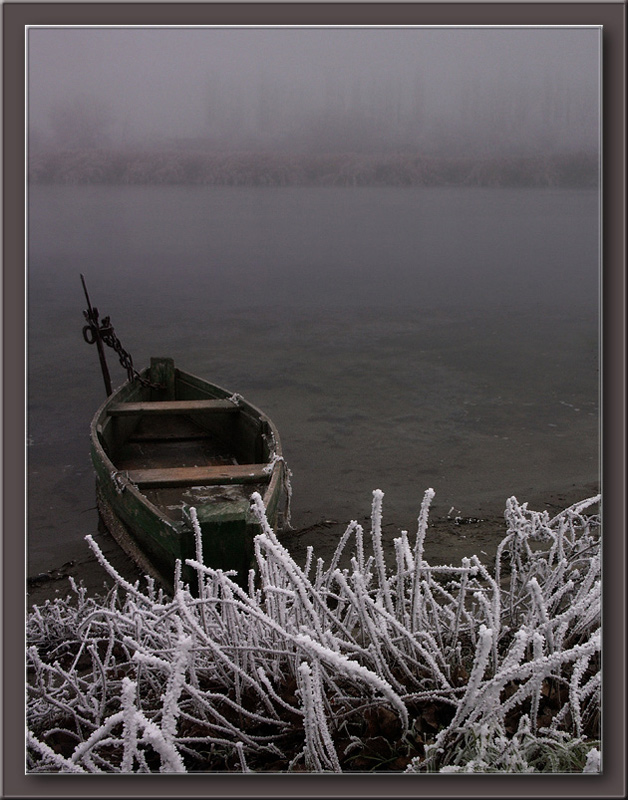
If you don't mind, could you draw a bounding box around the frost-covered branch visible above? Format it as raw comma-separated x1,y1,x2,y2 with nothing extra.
27,490,601,773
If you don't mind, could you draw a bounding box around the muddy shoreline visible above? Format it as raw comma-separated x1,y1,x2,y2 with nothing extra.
26,482,599,610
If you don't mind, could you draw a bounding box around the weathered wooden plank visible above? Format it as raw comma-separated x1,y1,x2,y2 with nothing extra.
108,399,239,416
127,432,216,443
127,463,270,488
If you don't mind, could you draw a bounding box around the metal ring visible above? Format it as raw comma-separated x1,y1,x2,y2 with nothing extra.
82,325,96,344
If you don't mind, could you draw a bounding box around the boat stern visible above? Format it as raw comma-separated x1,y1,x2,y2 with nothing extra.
182,499,260,589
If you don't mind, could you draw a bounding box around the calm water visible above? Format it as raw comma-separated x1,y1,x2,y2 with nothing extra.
27,185,600,574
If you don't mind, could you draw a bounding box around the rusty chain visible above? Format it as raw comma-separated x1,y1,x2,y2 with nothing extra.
82,308,164,390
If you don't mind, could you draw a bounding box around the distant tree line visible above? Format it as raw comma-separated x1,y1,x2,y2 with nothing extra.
28,148,598,188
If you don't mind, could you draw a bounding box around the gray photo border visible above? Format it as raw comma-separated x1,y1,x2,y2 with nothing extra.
3,2,625,797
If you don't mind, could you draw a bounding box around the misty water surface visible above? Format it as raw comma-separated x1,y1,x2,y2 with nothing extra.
27,184,600,575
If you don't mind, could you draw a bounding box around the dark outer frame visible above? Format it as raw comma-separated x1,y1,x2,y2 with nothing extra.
3,2,625,798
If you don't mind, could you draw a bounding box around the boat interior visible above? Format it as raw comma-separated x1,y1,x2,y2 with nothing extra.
96,360,275,523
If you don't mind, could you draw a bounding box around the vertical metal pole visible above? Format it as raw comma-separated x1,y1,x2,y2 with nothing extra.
81,274,113,396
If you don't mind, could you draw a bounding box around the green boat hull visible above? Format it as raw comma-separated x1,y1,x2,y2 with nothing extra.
90,357,285,594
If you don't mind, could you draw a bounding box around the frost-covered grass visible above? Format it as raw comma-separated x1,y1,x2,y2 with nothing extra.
26,489,601,774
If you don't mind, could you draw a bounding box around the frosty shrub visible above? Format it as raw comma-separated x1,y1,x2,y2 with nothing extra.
26,490,601,773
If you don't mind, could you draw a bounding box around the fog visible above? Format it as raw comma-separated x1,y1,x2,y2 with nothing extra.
27,26,600,158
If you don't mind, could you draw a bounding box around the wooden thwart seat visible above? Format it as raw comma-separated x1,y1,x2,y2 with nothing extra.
126,464,270,488
108,399,239,416
127,431,215,443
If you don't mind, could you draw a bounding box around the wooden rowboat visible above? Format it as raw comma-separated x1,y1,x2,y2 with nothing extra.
90,356,286,593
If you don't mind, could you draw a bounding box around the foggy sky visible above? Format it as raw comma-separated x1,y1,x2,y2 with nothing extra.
27,26,601,157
